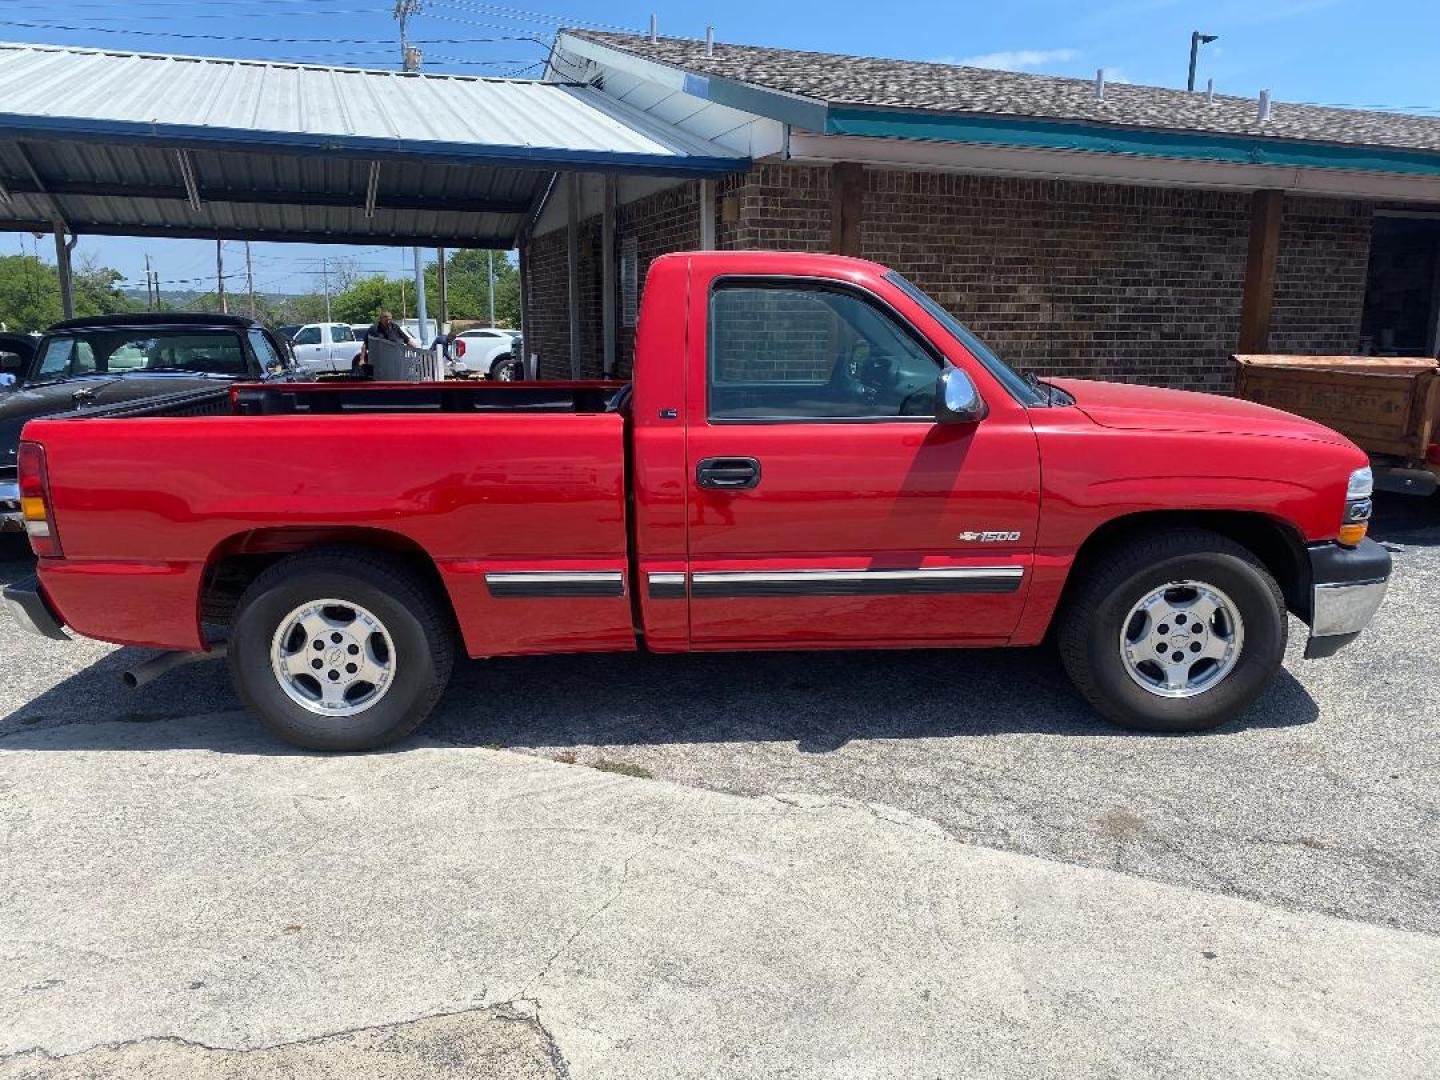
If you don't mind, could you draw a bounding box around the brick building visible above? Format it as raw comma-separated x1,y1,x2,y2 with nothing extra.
520,32,1440,391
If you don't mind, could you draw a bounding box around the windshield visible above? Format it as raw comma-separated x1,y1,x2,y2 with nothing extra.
884,272,1045,406
30,329,248,381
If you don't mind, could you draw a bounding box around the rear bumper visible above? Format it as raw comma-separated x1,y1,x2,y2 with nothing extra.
2,574,70,641
0,481,21,532
1304,539,1391,659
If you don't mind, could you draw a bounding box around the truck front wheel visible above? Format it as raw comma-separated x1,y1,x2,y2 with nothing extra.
1058,529,1287,733
228,550,454,750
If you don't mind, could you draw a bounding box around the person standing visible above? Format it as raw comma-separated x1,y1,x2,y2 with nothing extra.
354,310,416,376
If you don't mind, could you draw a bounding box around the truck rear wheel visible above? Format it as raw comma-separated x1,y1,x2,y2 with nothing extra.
1057,528,1287,733
228,550,454,751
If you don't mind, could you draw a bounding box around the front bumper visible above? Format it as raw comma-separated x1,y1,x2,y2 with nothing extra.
2,574,69,640
0,481,21,532
1304,538,1391,659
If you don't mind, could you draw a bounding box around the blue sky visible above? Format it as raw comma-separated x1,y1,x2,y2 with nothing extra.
2,0,1436,294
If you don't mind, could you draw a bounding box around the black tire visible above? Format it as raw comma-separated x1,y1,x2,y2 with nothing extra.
1057,528,1287,733
228,549,454,751
489,356,524,381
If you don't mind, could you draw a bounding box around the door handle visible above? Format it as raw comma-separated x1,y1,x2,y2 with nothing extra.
697,457,761,490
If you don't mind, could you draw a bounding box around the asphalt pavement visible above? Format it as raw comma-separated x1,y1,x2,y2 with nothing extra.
1,496,1437,1077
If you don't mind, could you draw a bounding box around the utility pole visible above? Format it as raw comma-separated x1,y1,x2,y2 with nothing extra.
145,253,154,310
215,239,227,314
1187,31,1218,92
395,0,423,68
487,249,496,326
395,4,428,342
322,258,332,322
436,246,448,329
245,241,256,316
413,246,429,344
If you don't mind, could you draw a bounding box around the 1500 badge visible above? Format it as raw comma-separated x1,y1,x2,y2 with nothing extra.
956,531,1022,543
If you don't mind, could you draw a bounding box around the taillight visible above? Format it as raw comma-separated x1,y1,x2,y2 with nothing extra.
17,442,62,558
454,338,467,358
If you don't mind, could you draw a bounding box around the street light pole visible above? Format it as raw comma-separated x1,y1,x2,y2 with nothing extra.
1187,31,1218,92
487,249,496,326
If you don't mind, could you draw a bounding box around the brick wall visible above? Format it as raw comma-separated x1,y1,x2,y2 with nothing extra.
526,183,703,380
616,183,702,373
1270,197,1371,356
524,161,1376,391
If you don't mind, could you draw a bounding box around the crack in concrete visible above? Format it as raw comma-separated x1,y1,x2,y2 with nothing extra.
0,1001,566,1078
519,819,661,1000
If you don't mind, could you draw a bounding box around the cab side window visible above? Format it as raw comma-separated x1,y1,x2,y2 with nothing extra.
293,326,322,346
708,283,939,421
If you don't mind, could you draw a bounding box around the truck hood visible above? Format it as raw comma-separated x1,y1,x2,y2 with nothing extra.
1049,378,1354,447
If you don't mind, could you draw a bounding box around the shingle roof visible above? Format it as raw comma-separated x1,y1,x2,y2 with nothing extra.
570,31,1440,155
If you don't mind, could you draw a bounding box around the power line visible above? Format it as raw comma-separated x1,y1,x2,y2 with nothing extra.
0,18,533,47
428,0,640,33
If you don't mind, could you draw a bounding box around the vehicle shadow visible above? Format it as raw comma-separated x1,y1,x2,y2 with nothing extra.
0,536,35,584
2,637,1321,755
1370,492,1440,548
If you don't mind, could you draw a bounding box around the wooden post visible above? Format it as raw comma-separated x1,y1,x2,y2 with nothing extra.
829,162,864,257
1238,189,1284,354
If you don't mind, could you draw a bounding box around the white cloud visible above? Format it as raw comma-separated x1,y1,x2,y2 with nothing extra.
942,48,1080,72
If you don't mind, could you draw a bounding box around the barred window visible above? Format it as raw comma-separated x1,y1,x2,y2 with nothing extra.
707,283,939,421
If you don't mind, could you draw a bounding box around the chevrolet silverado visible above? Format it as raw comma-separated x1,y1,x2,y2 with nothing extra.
3,252,1390,750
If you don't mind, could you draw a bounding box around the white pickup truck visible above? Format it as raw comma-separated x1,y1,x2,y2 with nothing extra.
289,322,360,375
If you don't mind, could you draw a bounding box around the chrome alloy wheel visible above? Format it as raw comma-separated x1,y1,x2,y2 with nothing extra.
270,599,396,717
1119,580,1245,699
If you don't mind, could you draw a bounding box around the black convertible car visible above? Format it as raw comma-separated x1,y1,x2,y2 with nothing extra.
1,313,295,532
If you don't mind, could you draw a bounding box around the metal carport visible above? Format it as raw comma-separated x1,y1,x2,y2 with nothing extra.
0,41,747,366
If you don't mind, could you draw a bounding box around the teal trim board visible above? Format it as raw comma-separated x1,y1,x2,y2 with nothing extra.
827,108,1440,178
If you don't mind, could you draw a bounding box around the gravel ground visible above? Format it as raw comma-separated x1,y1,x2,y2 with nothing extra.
2,494,1436,943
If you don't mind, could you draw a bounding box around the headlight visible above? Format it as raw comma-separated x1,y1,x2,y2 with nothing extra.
1339,467,1374,547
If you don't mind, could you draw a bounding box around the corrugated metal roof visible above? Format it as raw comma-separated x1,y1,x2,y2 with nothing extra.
0,41,746,247
0,41,744,172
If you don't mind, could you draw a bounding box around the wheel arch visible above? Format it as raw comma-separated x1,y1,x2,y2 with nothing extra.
1062,510,1312,621
200,526,458,635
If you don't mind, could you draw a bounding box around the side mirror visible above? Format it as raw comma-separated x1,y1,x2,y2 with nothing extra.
935,366,987,425
0,373,16,392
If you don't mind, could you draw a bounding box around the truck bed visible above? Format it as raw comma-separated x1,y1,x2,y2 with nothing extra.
25,379,636,656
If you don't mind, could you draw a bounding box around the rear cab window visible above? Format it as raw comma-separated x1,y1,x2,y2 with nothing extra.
32,329,248,378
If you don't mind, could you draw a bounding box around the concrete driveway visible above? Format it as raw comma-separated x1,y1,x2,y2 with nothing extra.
1,496,1437,1078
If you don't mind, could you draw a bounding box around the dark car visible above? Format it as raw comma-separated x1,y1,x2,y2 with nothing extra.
276,324,302,341
1,313,294,532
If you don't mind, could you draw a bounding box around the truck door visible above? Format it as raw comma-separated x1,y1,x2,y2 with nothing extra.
683,272,1041,648
291,325,324,373
328,324,355,371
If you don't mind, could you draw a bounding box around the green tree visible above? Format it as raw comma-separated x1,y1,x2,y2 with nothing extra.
73,258,140,318
428,249,520,326
331,275,412,325
0,254,62,331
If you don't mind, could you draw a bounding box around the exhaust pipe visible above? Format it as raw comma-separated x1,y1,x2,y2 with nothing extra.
121,644,227,690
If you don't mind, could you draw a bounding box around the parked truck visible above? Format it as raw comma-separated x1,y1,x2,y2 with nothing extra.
4,253,1389,750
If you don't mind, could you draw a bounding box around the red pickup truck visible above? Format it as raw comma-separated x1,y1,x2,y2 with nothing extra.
4,252,1390,750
